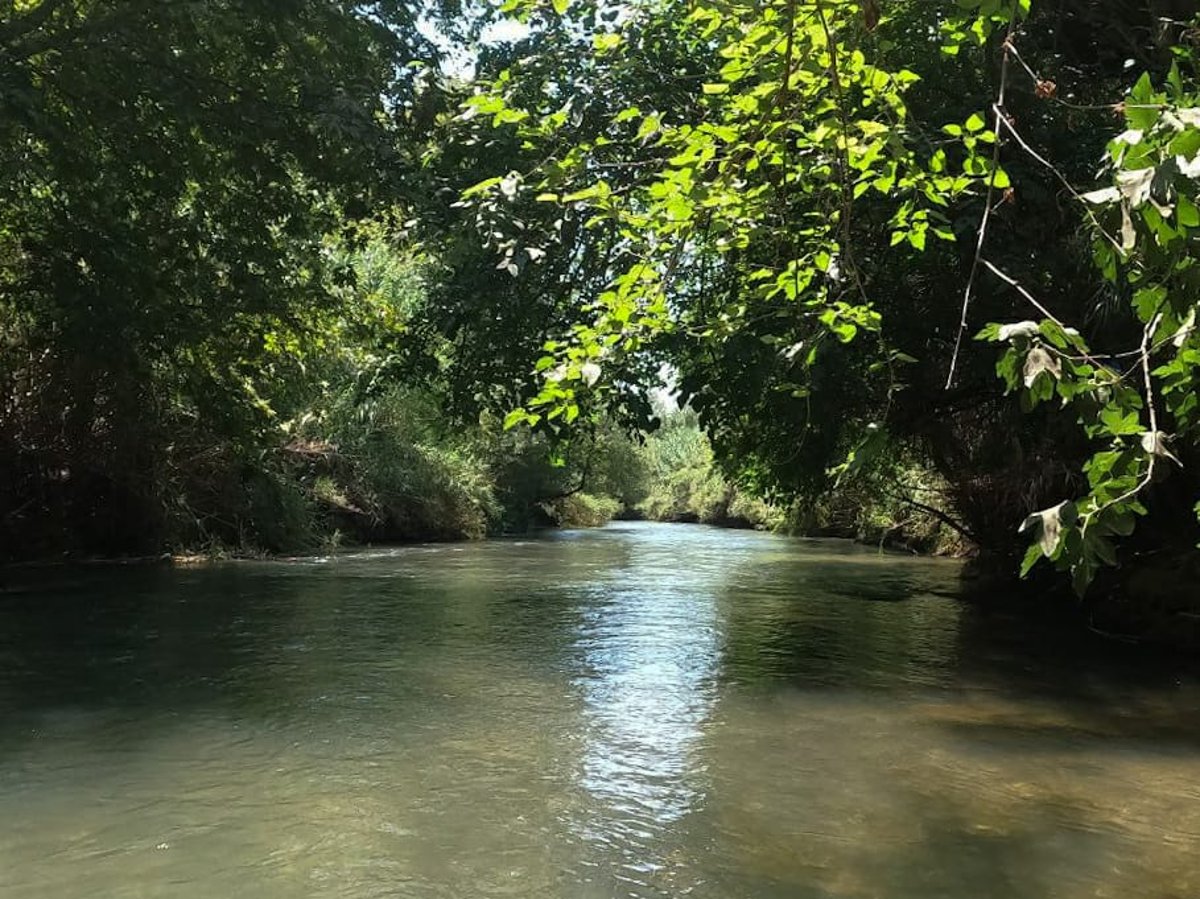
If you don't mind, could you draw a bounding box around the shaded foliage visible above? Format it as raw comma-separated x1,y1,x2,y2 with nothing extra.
0,0,431,557
447,0,1200,596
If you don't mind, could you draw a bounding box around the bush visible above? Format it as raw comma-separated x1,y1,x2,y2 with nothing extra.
634,410,781,529
546,492,622,528
301,386,500,542
163,443,321,556
777,461,968,555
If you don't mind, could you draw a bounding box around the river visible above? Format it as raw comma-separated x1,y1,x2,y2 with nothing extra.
2,522,1199,898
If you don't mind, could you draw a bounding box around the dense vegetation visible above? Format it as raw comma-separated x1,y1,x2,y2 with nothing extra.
450,0,1200,610
3,0,1200,624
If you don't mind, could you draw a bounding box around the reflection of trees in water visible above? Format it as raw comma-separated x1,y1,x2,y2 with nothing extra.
698,684,1200,899
0,557,483,755
716,555,964,691
0,565,307,720
700,542,1200,899
953,598,1200,709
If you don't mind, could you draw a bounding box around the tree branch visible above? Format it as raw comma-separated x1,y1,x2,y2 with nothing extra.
945,3,1022,389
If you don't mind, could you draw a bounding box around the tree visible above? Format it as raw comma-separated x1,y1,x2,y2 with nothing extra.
0,0,432,556
449,0,1200,592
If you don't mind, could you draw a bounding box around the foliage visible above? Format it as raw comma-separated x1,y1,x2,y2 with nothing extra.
303,385,500,541
6,0,1200,609
449,0,1200,593
0,0,434,558
479,415,653,530
637,411,781,529
546,492,622,528
443,0,1032,549
456,0,998,431
974,18,1200,591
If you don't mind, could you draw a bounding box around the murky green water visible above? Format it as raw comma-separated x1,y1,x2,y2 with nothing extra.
2,522,1200,898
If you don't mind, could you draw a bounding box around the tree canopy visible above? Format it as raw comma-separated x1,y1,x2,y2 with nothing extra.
1,0,431,553
446,0,1200,594
3,0,1200,607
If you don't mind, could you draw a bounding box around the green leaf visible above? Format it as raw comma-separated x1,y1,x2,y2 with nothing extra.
1071,560,1097,597
463,176,502,198
1130,71,1154,104
1086,532,1118,567
561,183,610,203
1178,194,1200,228
1098,408,1143,436
1019,541,1044,578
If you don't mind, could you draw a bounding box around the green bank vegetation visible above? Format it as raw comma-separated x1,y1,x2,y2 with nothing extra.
3,0,1200,620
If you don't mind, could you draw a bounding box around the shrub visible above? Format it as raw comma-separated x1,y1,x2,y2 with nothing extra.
547,492,622,528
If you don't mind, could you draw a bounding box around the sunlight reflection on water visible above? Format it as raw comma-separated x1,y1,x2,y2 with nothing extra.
2,523,1200,899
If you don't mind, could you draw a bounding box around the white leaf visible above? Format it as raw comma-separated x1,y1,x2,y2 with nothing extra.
580,362,602,387
1018,501,1074,557
998,321,1040,342
1121,203,1137,250
782,341,805,361
500,172,521,199
1177,154,1200,179
1141,431,1182,466
1117,167,1155,207
1173,307,1195,348
1081,186,1121,205
1177,108,1200,128
1114,129,1144,145
1022,346,1062,387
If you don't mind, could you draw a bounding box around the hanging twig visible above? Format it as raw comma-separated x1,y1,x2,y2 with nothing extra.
945,4,1023,389
1081,314,1164,533
992,111,1126,254
813,0,872,309
980,258,1115,373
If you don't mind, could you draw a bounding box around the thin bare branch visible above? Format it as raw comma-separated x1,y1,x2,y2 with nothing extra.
1081,314,1164,532
944,4,1022,390
813,0,871,309
992,109,1126,253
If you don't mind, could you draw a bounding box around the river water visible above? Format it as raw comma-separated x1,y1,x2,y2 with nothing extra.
2,522,1199,898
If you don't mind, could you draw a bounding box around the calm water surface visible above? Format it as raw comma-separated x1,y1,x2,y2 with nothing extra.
2,522,1200,898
